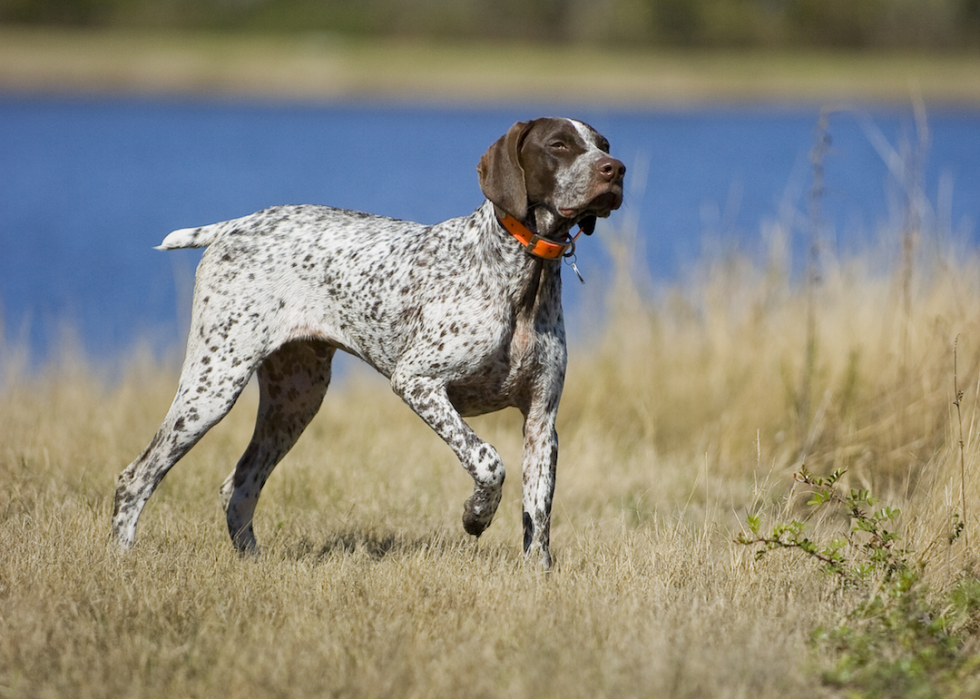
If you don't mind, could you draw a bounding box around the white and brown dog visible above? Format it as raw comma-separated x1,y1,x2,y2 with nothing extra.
112,117,625,569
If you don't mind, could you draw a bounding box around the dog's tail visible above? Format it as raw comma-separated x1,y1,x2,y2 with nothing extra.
155,224,222,251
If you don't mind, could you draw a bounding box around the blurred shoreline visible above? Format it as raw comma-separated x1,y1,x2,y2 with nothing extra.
2,27,979,107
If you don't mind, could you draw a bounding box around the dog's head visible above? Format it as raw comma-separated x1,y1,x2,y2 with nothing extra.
477,117,625,237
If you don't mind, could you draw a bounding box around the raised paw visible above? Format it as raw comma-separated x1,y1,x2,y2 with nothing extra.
462,486,502,537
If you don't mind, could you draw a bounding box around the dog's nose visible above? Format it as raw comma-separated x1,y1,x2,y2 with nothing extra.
598,156,626,182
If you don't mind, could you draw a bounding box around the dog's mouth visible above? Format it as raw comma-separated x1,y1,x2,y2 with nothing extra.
552,188,623,237
558,186,624,221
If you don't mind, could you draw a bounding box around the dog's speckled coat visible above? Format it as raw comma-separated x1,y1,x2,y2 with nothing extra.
112,117,625,568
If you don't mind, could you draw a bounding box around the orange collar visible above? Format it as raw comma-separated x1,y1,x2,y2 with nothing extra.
493,205,583,260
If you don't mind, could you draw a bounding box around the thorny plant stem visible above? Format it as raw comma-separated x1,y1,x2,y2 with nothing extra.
901,96,929,373
799,109,831,456
954,335,969,549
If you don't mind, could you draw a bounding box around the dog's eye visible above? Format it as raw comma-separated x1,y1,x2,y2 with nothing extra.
550,141,567,150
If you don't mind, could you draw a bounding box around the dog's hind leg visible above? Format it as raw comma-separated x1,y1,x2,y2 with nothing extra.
219,340,335,554
112,346,259,549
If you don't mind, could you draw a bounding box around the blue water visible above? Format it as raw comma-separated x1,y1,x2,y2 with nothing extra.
1,95,978,363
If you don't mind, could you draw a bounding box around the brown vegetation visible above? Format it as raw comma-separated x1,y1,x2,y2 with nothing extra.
2,27,980,106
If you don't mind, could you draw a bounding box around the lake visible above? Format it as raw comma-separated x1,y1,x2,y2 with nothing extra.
1,95,978,364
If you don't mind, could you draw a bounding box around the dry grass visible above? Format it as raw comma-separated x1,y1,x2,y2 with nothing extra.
0,354,830,699
2,26,980,106
4,146,980,696
3,236,980,698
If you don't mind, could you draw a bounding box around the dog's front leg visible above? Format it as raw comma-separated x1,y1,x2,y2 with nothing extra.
390,371,505,538
521,404,559,570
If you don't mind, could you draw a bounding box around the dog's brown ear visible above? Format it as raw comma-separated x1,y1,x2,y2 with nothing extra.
477,120,534,221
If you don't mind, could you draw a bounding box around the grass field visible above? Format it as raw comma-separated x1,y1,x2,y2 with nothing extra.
2,26,980,106
3,194,980,695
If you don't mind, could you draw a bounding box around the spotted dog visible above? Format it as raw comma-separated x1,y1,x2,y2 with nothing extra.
111,117,625,569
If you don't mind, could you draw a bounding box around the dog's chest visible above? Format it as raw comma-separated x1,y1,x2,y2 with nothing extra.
444,271,566,417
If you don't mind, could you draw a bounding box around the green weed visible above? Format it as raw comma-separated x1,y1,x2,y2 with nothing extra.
739,466,980,697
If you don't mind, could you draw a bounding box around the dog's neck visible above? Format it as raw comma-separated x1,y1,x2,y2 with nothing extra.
530,206,576,241
491,203,581,261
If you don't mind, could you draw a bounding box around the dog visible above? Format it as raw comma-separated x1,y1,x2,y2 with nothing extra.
111,117,625,569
